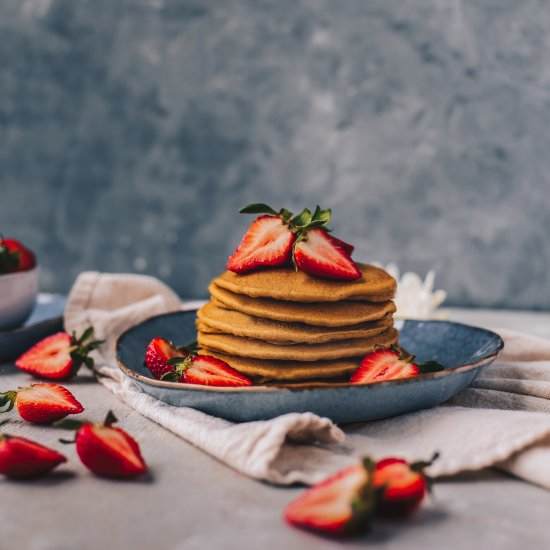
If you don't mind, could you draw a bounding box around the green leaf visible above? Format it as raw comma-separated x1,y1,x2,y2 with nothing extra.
80,326,94,343
56,419,86,430
161,371,181,382
278,208,294,222
418,360,445,373
239,203,278,215
104,410,117,426
311,206,331,225
291,208,312,228
178,341,199,355
166,356,187,366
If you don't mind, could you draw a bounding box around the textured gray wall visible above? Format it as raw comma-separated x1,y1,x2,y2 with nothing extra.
1,0,549,308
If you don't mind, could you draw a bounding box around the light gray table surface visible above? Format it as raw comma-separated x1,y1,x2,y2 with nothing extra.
2,306,550,550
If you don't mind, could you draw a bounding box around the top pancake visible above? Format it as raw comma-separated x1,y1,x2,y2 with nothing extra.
209,283,395,327
213,263,396,303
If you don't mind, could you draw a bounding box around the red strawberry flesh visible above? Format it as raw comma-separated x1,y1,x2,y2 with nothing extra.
293,228,361,280
0,435,67,479
15,383,84,424
373,458,426,516
16,332,72,379
284,464,369,535
350,349,420,384
227,215,294,273
328,235,355,256
76,424,147,479
184,355,253,387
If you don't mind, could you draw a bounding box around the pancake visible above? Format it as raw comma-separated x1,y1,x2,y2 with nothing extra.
213,263,396,303
196,301,393,344
197,327,398,361
209,283,396,327
203,350,361,382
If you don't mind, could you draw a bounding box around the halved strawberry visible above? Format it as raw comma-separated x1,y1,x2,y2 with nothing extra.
373,455,437,517
328,235,355,256
229,204,361,280
0,383,84,424
284,458,377,536
59,411,147,479
0,429,67,479
294,228,361,280
161,354,253,387
15,327,104,380
0,237,36,274
227,215,295,273
350,347,444,384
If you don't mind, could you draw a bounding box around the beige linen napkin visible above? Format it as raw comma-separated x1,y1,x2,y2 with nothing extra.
65,272,550,488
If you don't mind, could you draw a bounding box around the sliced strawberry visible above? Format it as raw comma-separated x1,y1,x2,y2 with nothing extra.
0,237,36,274
145,337,184,379
373,455,437,517
0,432,67,479
161,354,253,387
15,327,104,380
184,355,253,387
350,349,419,383
293,228,361,280
59,411,147,479
285,459,377,536
327,234,355,256
350,347,445,384
0,383,84,424
227,215,295,273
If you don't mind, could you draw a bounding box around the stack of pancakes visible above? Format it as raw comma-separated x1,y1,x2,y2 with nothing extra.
196,263,398,384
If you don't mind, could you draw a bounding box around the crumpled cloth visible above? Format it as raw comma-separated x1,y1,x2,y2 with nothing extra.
65,272,550,488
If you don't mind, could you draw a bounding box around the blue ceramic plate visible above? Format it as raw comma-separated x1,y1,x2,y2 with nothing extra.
0,294,66,363
116,312,503,423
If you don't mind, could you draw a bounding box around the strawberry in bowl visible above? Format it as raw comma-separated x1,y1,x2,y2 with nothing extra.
0,236,39,330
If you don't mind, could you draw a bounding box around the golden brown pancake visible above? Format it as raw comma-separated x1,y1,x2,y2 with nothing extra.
203,349,361,382
197,327,398,361
213,263,396,303
209,283,396,327
196,301,393,344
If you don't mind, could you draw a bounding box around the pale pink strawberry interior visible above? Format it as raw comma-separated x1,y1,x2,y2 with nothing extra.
190,357,242,382
235,217,290,263
298,229,355,273
288,466,366,526
373,462,419,490
21,333,72,373
18,383,79,410
94,426,143,469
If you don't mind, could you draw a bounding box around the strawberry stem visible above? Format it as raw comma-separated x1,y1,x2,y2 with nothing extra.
0,391,17,413
69,326,105,372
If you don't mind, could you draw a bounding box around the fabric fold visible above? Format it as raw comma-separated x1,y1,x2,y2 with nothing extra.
64,272,550,488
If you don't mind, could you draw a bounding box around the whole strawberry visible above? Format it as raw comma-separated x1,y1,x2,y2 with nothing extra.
16,327,104,380
0,236,36,274
59,411,147,479
0,423,67,479
0,383,84,424
144,338,197,380
228,203,360,280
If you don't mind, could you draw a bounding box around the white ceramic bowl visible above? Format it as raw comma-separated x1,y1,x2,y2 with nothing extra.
0,266,39,330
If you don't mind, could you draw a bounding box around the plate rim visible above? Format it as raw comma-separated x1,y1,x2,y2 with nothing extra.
115,311,504,394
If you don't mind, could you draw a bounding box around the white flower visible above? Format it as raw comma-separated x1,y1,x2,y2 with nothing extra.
375,263,448,320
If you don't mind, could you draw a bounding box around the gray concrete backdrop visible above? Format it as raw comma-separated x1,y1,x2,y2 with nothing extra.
1,0,549,308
